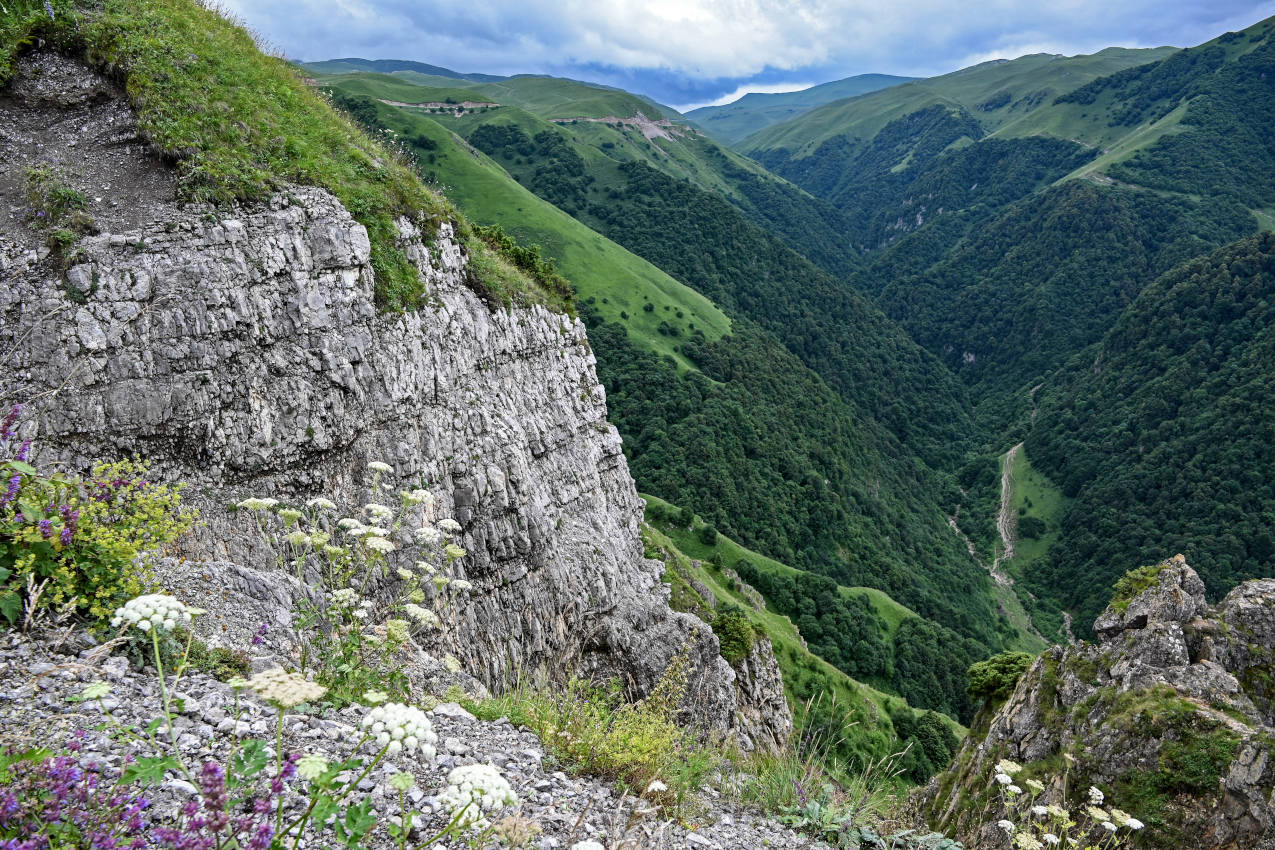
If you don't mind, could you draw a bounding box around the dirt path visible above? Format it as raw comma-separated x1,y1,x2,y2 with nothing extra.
990,442,1023,586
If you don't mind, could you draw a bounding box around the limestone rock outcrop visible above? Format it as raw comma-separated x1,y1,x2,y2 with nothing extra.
923,556,1275,849
0,53,784,746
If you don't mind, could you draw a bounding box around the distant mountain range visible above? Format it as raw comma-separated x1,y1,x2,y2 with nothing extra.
685,74,915,144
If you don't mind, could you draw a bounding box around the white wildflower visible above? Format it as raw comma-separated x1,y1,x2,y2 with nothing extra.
78,682,112,701
1007,784,1023,795
346,526,370,538
644,780,668,795
361,702,437,760
1087,806,1109,822
331,588,358,606
437,764,518,829
402,489,434,507
1015,834,1043,850
433,575,450,590
1108,808,1130,827
296,754,328,781
996,759,1024,776
404,604,440,628
248,668,327,708
1032,805,1048,818
111,594,196,634
236,497,278,511
1042,835,1060,847
385,619,409,644
306,497,337,511
389,771,414,792
997,819,1016,835
1026,779,1045,794
284,530,310,547
323,544,345,558
438,518,461,534
445,543,466,560
1101,822,1117,833
337,517,363,530
363,525,389,537
416,526,443,547
415,559,437,575
368,461,393,474
365,536,395,554
352,608,370,620
450,579,473,592
1088,785,1104,805
309,530,330,547
365,503,395,522
1046,804,1068,819
397,567,415,581
570,843,605,850
1125,818,1144,831
995,773,1013,786
278,508,303,525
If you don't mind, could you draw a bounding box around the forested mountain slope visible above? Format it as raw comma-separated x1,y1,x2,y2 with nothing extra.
1026,233,1275,634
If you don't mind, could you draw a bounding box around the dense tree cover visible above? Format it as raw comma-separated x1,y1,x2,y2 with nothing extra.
1026,233,1275,632
735,561,981,722
694,143,862,278
583,303,1009,652
750,106,1094,252
469,123,976,469
862,180,1254,405
889,705,961,782
1109,39,1275,208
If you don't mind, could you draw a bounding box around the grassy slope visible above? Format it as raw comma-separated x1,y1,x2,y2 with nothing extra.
740,47,1179,159
309,67,856,270
997,447,1063,647
641,493,918,637
323,93,728,369
686,74,914,145
640,513,967,754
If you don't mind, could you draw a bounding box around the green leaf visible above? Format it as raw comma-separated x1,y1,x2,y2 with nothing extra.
6,460,36,476
230,738,269,783
120,755,180,786
0,592,21,625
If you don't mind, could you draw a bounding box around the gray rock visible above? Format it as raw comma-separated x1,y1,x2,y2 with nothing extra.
924,557,1275,850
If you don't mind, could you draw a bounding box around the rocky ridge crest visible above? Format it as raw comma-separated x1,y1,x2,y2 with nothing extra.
924,556,1275,849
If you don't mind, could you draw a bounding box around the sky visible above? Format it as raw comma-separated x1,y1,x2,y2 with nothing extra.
224,0,1275,112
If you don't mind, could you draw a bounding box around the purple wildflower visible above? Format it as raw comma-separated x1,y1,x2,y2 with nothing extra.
248,823,274,850
59,506,78,545
0,405,19,439
14,440,31,462
0,474,18,508
251,621,268,646
38,520,53,539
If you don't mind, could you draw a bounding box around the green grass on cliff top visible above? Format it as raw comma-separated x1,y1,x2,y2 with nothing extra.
0,0,570,313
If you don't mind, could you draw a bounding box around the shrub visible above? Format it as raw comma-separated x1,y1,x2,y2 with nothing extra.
1109,562,1170,611
712,604,755,663
0,406,195,625
966,651,1036,706
1018,515,1047,539
697,523,718,545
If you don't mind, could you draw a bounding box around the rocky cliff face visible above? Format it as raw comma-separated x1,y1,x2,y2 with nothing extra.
924,556,1275,849
0,53,785,748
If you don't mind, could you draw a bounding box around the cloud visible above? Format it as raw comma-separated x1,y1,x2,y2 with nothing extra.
675,82,816,113
223,0,1275,105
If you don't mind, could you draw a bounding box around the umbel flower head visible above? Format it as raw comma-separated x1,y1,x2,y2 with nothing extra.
361,702,438,759
248,668,328,708
111,594,199,633
437,764,518,829
236,497,278,511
